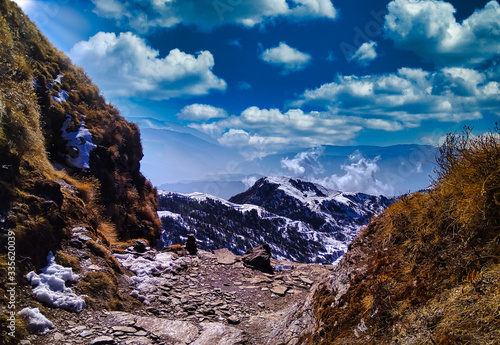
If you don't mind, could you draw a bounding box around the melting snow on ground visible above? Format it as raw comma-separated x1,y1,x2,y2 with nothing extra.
61,114,97,170
26,251,86,313
18,307,55,335
52,89,69,104
53,74,63,84
114,252,191,305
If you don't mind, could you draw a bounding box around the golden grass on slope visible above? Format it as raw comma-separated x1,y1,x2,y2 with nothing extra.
311,127,500,345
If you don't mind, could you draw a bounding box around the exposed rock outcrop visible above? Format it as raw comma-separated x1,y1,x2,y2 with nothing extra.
241,244,272,271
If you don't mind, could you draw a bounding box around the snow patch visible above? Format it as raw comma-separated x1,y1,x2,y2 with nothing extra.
114,252,191,305
53,74,63,84
61,114,97,170
18,307,55,335
26,251,86,313
157,210,184,221
52,89,69,104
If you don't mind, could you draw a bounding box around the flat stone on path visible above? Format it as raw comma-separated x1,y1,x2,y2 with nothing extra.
192,322,247,345
270,285,288,296
90,336,115,345
213,248,238,265
299,276,314,285
111,326,137,333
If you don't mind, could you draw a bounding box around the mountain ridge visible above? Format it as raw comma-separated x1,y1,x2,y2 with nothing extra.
158,176,393,263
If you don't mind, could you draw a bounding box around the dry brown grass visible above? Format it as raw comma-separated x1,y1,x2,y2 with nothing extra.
55,250,81,272
77,271,124,311
86,240,122,273
0,0,162,338
97,221,118,246
311,127,500,344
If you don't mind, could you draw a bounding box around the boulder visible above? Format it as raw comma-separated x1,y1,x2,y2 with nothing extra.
241,244,272,271
185,233,197,255
134,239,149,253
213,248,237,265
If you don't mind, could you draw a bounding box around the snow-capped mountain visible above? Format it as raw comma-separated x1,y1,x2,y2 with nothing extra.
157,177,393,264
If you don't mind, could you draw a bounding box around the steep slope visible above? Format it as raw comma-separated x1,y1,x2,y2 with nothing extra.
308,129,500,344
0,0,160,242
0,1,160,342
158,177,392,263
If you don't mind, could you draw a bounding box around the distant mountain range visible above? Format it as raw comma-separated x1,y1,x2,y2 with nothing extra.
133,117,439,198
157,177,393,263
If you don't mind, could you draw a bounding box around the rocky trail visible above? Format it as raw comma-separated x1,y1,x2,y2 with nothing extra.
19,232,333,345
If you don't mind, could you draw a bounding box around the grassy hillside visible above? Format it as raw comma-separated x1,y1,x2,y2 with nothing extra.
0,1,161,342
309,127,500,344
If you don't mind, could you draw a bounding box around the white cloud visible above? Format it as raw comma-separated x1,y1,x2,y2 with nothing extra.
188,122,226,138
218,129,290,159
317,152,394,195
90,0,338,32
91,0,126,19
178,104,228,121
280,147,325,177
185,62,498,158
242,175,259,189
260,42,312,74
351,41,378,66
193,106,374,158
69,32,226,100
295,67,499,126
384,0,500,66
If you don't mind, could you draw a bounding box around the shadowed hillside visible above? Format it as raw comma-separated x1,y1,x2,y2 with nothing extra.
0,1,160,342
308,127,500,344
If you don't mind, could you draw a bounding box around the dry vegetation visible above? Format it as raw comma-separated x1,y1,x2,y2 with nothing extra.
311,127,500,344
0,1,160,343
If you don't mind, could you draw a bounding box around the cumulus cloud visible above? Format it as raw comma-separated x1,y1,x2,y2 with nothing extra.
317,152,394,195
218,129,290,159
261,42,312,74
281,147,325,177
177,104,228,121
186,63,498,158
91,0,338,32
188,122,226,138
91,0,125,19
69,32,226,100
242,175,259,189
190,105,411,158
384,0,500,66
295,67,500,126
351,41,378,66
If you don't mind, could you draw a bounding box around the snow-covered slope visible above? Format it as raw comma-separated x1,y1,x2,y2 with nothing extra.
157,177,393,264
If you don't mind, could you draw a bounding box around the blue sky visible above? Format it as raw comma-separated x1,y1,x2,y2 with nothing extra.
14,0,500,158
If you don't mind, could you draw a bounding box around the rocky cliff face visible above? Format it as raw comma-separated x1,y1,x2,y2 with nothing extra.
158,177,392,264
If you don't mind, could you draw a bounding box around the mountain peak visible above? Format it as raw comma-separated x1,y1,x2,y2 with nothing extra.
230,176,337,206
